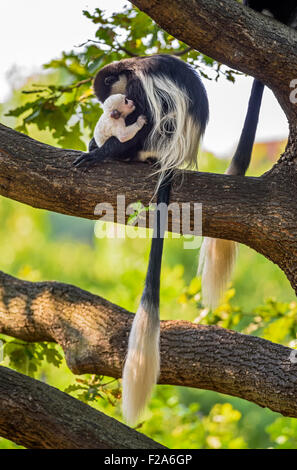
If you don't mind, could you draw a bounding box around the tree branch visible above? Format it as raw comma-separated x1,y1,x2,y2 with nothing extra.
0,270,297,419
0,365,164,449
1,123,297,292
132,0,297,120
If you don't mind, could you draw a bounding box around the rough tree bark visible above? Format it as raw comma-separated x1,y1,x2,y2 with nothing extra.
0,365,164,449
1,271,297,421
0,0,296,449
133,0,297,121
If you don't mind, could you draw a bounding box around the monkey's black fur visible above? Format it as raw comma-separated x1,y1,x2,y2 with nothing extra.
142,170,172,309
246,0,297,26
231,79,264,175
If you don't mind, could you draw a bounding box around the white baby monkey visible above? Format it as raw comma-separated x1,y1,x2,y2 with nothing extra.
94,94,147,147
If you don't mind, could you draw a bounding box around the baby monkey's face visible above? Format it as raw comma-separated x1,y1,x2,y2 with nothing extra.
117,95,135,117
104,94,135,118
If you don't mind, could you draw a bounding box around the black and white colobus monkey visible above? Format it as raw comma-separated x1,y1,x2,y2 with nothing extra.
198,0,297,310
74,54,209,424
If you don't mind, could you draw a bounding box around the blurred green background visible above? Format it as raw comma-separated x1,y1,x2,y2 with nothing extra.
0,4,296,450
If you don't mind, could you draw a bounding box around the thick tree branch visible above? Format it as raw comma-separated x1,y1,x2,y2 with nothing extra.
1,270,297,419
1,123,297,292
132,0,297,121
0,365,164,449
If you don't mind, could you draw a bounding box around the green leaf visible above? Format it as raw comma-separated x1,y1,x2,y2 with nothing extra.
88,55,105,74
58,121,86,150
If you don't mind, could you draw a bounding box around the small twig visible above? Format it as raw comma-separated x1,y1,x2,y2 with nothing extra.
100,378,119,388
59,78,93,93
116,44,139,57
172,46,192,56
75,38,191,58
21,78,93,102
76,37,140,57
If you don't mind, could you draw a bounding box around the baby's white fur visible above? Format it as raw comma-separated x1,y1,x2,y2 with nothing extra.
93,94,146,147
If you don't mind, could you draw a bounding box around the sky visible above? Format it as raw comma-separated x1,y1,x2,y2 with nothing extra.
0,0,289,157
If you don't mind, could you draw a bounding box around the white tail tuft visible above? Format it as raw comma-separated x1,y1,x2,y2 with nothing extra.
122,302,160,425
198,237,237,310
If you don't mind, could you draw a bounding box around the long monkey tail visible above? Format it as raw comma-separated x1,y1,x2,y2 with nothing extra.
198,79,265,309
122,172,171,425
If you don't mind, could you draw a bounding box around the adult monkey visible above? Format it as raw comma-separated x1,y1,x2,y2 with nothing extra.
74,54,209,424
198,0,297,310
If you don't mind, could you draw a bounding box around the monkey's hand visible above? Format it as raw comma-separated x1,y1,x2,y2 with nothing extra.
136,115,147,128
88,137,98,152
73,149,104,169
73,135,140,168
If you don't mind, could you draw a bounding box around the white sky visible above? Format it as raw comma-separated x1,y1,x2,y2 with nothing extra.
0,0,289,156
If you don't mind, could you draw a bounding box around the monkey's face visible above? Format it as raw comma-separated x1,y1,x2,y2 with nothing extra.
93,57,151,116
94,62,129,103
117,96,135,117
103,94,135,118
93,56,149,102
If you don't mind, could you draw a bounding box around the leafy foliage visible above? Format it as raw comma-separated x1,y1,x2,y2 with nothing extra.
1,336,63,378
64,375,121,406
142,389,247,449
267,418,297,449
181,278,297,342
